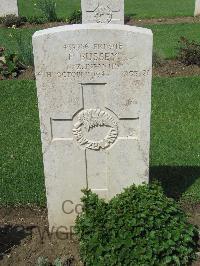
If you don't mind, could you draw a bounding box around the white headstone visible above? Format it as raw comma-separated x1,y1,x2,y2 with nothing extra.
195,0,200,16
81,0,124,24
0,0,18,17
33,24,152,231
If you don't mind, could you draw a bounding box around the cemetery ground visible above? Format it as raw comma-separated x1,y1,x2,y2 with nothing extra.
1,2,200,266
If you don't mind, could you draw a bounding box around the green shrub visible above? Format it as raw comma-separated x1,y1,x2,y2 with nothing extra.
36,0,57,22
75,183,199,266
27,15,48,24
0,48,26,79
178,37,200,66
67,10,82,24
1,14,24,27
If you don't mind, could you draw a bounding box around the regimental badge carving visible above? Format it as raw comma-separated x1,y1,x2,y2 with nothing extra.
73,109,118,150
94,5,112,23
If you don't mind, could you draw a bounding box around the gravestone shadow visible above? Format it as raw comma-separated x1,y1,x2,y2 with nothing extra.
150,166,200,200
0,225,35,260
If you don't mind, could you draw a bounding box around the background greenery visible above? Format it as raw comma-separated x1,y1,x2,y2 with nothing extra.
17,0,195,19
1,23,200,60
0,77,200,206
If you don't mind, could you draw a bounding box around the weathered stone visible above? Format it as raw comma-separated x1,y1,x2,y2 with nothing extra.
195,0,200,16
81,0,124,24
33,24,153,231
0,0,18,17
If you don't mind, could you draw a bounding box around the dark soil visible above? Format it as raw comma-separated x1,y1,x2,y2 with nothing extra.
0,207,82,266
153,60,200,77
17,67,35,80
0,67,35,81
0,205,199,266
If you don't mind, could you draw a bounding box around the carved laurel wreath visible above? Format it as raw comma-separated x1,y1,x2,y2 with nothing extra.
73,109,118,150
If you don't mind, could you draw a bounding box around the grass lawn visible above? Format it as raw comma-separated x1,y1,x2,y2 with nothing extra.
0,77,200,206
151,77,200,202
0,80,45,206
0,23,200,61
17,0,194,19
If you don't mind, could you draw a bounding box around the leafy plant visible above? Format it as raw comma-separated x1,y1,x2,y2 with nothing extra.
11,30,34,66
75,183,199,266
27,15,48,25
0,14,25,27
67,10,82,24
37,257,49,266
178,36,200,66
0,48,26,79
36,0,58,22
53,258,62,266
36,256,76,266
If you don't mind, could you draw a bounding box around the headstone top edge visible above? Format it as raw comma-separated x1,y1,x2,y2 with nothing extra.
33,24,153,39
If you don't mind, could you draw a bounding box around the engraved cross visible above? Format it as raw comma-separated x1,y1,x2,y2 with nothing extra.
51,83,139,199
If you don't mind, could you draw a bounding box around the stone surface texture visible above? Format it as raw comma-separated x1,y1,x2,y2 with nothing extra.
81,0,124,24
0,0,18,16
33,24,153,230
195,0,200,16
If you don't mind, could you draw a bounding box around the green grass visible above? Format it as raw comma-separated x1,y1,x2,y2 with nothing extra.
0,23,200,61
150,77,200,202
125,0,194,18
0,77,200,205
0,80,45,206
151,78,200,166
17,0,194,19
